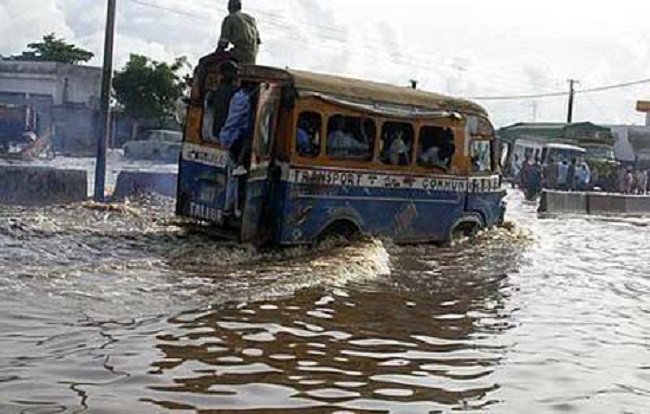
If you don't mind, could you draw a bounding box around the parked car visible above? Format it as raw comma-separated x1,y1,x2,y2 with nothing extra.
123,129,182,163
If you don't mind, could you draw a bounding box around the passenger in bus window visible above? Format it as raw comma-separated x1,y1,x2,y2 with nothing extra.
419,126,455,169
202,61,239,142
296,112,321,157
381,122,413,166
327,115,373,160
388,133,409,165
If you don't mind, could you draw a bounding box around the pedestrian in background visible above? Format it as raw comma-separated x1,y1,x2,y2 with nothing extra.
567,158,577,191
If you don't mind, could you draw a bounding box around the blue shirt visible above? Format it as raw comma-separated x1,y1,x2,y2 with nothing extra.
297,128,311,154
219,89,251,149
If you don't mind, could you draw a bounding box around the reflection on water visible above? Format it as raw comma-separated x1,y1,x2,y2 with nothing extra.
1,191,649,413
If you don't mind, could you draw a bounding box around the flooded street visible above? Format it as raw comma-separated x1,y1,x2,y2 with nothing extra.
1,189,649,413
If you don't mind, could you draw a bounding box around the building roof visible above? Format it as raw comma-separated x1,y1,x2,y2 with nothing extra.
498,122,614,146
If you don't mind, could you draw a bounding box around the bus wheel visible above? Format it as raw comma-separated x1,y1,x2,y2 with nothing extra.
316,220,361,246
450,218,484,242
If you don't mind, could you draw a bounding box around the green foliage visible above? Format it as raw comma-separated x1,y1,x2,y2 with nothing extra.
12,33,94,64
113,54,189,121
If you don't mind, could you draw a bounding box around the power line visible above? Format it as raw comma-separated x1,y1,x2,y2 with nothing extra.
124,0,650,103
126,0,553,92
127,0,210,19
470,78,650,101
469,90,569,101
580,78,650,94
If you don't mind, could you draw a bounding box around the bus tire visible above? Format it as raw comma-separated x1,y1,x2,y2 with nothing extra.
450,215,485,241
316,219,361,245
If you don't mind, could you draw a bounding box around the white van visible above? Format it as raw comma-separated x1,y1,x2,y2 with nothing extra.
508,140,586,179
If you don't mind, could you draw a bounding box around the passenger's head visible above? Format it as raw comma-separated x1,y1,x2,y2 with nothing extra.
228,0,242,13
219,60,240,82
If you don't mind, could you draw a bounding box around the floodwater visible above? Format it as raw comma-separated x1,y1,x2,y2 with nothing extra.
1,185,649,412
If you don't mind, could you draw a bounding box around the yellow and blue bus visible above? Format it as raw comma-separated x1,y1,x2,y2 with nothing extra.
177,60,506,245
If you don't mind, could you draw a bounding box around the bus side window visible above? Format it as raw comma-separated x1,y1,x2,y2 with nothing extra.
296,112,321,157
470,140,492,173
326,114,376,161
380,122,414,166
418,126,455,169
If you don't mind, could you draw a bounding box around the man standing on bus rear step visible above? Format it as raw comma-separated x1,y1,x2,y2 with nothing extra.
217,0,261,65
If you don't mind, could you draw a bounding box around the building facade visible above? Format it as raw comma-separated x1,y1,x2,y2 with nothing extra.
0,60,101,155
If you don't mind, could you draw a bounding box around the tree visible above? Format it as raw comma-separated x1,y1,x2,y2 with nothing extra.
113,54,188,129
11,33,94,64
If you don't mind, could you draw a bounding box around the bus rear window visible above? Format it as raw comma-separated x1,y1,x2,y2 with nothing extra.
296,112,321,157
326,115,375,161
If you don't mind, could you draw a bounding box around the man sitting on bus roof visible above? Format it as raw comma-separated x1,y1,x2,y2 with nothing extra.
217,0,261,65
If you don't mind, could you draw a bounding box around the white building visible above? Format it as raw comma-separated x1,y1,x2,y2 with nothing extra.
0,60,101,154
608,101,650,167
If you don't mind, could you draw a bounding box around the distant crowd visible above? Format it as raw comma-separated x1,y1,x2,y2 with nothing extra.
517,157,649,198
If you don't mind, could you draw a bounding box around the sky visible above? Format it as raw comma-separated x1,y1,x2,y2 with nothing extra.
1,0,650,127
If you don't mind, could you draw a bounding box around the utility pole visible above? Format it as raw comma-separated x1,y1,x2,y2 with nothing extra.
94,0,117,201
567,79,579,124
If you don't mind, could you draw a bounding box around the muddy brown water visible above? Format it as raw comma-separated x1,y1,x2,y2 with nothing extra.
0,191,649,413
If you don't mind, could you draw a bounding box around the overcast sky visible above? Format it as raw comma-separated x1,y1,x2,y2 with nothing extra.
1,0,650,126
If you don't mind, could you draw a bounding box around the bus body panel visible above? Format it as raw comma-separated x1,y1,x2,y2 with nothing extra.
274,185,465,244
240,167,274,243
177,159,228,223
269,165,503,245
177,144,230,223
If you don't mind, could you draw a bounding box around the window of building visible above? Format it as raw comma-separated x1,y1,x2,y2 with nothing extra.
326,114,376,160
296,112,321,157
471,140,493,173
418,126,456,169
380,122,414,166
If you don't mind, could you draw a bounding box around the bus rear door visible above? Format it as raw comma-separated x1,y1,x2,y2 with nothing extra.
240,82,282,244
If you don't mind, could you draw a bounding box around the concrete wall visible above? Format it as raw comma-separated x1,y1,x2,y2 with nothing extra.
539,190,650,216
0,166,88,206
538,191,588,214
